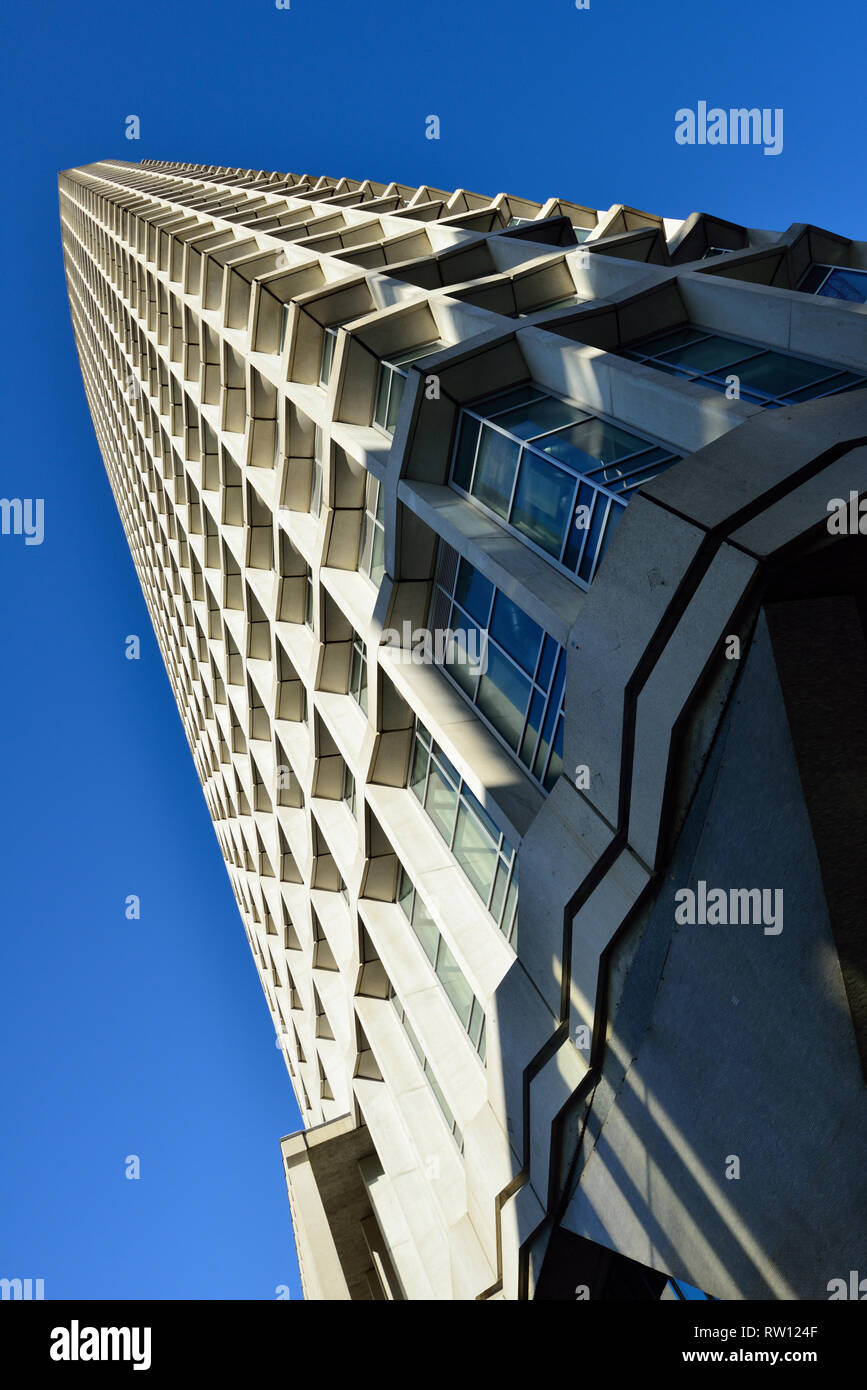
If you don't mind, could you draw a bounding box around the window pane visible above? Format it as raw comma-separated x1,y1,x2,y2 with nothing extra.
424,764,459,842
374,364,390,428
541,418,652,474
397,865,413,918
488,591,542,677
454,559,493,625
446,608,483,698
493,396,588,439
436,940,474,1029
628,325,704,358
370,522,385,586
386,371,406,432
510,450,575,556
412,904,439,966
472,426,520,518
712,350,831,398
477,646,531,750
453,800,499,902
655,334,758,374
452,414,481,491
818,268,867,303
475,383,547,417
410,738,428,799
797,265,830,295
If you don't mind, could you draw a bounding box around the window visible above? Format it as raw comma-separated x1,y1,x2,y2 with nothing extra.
358,474,385,586
304,568,313,628
319,324,340,387
451,384,677,588
373,340,443,435
390,988,464,1151
397,862,487,1061
430,544,564,792
623,326,866,406
409,721,518,946
348,632,368,715
342,763,356,818
798,264,867,304
311,425,324,515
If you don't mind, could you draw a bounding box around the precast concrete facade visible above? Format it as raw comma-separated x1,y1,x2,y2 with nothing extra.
60,157,867,1300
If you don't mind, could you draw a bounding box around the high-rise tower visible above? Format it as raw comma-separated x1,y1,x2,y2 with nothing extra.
60,158,867,1300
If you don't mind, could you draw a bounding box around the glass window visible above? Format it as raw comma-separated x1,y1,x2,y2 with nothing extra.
311,426,324,515
395,867,485,1060
373,341,443,435
450,387,672,587
431,544,565,798
799,264,867,304
472,426,520,518
359,474,385,587
319,325,338,386
623,326,865,407
349,633,368,715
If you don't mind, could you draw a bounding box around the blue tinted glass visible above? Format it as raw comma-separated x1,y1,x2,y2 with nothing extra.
519,687,545,765
460,782,501,845
714,350,832,399
562,481,596,570
536,633,558,689
489,591,543,676
578,495,609,582
473,426,520,518
798,265,830,295
541,418,651,474
543,716,564,791
476,647,531,750
447,606,482,698
452,414,480,490
454,559,493,625
473,384,546,417
493,396,588,439
629,325,706,358
784,371,863,402
596,499,625,570
510,451,575,556
819,268,867,303
654,335,760,374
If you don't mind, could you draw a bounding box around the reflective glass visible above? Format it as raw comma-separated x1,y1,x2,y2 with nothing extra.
452,414,480,491
424,763,459,842
489,591,543,676
716,350,832,397
493,396,588,440
453,799,498,901
511,451,575,556
541,418,650,474
473,426,520,518
454,559,493,625
436,940,474,1029
477,646,531,750
655,335,760,374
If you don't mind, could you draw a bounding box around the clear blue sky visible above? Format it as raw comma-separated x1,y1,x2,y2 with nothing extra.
1,0,864,1301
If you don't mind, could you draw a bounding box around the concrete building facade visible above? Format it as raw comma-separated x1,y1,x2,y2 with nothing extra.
59,157,867,1300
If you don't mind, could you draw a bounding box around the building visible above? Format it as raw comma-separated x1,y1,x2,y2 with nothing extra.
59,157,867,1300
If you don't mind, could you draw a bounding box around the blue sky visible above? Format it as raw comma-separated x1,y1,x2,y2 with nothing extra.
1,0,864,1301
